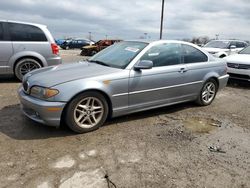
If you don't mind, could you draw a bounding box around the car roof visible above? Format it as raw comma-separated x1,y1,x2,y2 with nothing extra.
125,39,197,45
0,20,47,28
210,39,247,43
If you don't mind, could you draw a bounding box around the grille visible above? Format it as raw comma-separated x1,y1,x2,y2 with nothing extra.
227,63,250,69
228,73,250,80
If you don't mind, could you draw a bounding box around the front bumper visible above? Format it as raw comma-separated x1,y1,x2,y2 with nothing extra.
218,74,229,90
18,87,66,127
227,68,250,81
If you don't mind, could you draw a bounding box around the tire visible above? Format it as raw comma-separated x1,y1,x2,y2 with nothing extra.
80,50,87,56
65,92,109,133
14,58,42,81
66,46,70,50
196,79,218,106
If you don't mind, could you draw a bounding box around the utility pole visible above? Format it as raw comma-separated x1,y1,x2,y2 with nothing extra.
160,0,165,39
88,32,92,41
215,34,219,40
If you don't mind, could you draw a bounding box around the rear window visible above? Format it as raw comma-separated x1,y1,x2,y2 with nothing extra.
0,23,4,41
182,44,208,63
8,23,47,42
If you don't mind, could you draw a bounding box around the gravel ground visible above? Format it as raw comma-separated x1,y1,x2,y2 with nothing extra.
0,50,249,188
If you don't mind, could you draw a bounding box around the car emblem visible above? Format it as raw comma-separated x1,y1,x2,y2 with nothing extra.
234,64,239,69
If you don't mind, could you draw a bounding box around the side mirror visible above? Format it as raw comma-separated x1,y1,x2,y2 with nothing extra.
134,60,153,70
230,45,236,50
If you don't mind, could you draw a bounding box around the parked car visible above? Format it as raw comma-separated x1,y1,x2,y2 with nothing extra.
203,40,248,58
80,39,122,56
18,40,229,133
0,20,61,81
225,45,250,81
60,39,94,50
55,38,72,46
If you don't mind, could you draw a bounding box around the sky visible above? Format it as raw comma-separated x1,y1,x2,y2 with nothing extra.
0,0,250,41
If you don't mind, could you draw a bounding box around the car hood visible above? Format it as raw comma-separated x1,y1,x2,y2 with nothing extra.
24,61,121,87
225,54,250,64
203,47,228,53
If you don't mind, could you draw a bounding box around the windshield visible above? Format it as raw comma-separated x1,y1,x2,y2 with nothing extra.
204,41,230,49
239,46,250,54
89,41,148,69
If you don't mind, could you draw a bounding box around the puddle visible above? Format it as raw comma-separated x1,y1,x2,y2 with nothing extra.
183,117,221,133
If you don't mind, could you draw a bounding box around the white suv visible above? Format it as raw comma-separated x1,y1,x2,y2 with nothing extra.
0,20,62,80
203,40,248,58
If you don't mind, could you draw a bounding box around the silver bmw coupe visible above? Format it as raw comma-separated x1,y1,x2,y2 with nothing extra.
18,40,229,133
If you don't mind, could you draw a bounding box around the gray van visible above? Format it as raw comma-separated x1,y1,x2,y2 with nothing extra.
0,20,62,80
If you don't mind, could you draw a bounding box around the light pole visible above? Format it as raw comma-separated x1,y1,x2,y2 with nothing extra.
88,32,92,41
160,0,165,39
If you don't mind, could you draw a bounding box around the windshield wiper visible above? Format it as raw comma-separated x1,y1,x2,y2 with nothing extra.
88,60,110,67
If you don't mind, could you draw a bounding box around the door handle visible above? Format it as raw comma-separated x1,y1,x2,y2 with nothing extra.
178,68,187,73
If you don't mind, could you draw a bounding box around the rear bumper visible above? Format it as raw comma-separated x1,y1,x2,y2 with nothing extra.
46,56,62,66
218,74,229,90
18,87,66,127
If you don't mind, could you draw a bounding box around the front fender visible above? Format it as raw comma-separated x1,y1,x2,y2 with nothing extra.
53,79,113,102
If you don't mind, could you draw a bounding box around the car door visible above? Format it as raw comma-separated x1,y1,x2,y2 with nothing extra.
180,44,209,97
0,22,13,74
128,42,188,110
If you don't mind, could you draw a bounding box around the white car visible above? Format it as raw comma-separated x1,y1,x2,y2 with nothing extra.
203,40,248,58
225,46,250,81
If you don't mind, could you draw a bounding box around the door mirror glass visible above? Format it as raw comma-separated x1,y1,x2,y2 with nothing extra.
134,60,153,70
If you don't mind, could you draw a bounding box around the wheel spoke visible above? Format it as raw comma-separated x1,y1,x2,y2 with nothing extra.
76,114,85,122
78,104,87,110
91,115,97,123
88,117,95,125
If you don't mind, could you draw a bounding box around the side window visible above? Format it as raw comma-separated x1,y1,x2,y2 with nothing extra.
140,43,182,67
230,41,236,48
8,23,47,42
182,44,208,63
236,42,246,48
0,23,4,41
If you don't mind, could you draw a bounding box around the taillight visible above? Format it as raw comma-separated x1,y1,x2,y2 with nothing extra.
51,43,59,55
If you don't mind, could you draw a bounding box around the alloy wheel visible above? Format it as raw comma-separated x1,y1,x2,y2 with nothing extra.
202,82,216,104
73,97,104,129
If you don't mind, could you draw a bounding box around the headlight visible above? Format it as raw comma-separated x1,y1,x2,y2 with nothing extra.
30,86,59,99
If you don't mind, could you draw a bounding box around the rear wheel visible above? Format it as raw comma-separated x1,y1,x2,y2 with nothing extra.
196,79,218,106
14,58,41,81
66,92,109,133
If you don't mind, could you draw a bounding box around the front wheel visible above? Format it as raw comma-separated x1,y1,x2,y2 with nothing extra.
65,92,109,133
196,79,218,106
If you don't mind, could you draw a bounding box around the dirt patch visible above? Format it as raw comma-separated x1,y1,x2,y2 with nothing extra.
183,117,221,133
